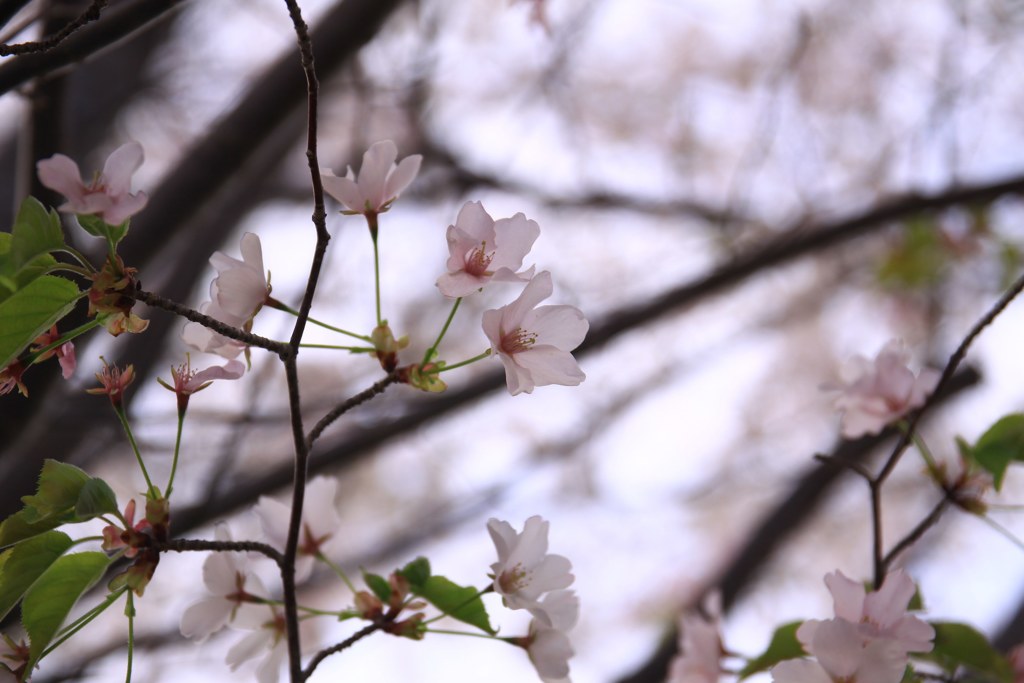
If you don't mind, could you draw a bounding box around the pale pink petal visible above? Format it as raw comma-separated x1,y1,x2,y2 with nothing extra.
824,571,865,623
810,619,863,679
855,639,910,683
58,343,76,379
771,659,833,683
101,142,144,196
180,597,233,641
186,359,246,390
864,569,915,628
514,346,586,388
255,642,286,683
487,518,518,563
531,305,589,349
490,213,540,271
358,139,399,207
437,271,487,298
103,192,148,226
37,155,87,204
320,171,363,211
383,154,422,201
226,629,273,670
528,625,573,680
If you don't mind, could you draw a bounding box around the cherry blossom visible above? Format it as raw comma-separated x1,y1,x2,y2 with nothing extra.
85,359,135,407
523,591,579,683
772,570,934,683
180,526,269,641
320,140,421,217
225,606,287,683
0,361,28,397
482,271,588,395
255,475,343,582
436,201,540,298
182,232,269,360
826,340,939,438
159,355,245,412
36,141,148,225
31,325,76,379
667,593,723,683
488,515,574,623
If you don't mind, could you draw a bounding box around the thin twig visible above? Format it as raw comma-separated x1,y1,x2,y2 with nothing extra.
0,0,107,56
154,538,284,566
881,497,950,571
302,622,384,679
306,372,400,449
134,288,291,357
870,268,1024,585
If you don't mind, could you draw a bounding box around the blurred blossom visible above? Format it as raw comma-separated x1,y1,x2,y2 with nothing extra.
483,272,588,395
255,475,343,582
36,141,148,225
825,340,939,438
225,606,287,683
666,593,723,683
436,201,539,298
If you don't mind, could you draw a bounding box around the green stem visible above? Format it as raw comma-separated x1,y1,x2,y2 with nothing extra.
899,420,940,479
268,298,371,342
30,318,103,363
166,409,186,497
316,552,357,594
125,591,135,683
40,588,128,660
434,349,492,373
299,343,376,353
371,232,383,326
114,406,158,499
57,245,98,272
426,628,498,640
422,298,462,365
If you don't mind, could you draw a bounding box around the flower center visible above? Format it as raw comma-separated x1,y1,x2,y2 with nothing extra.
465,243,495,277
498,563,530,593
501,327,537,355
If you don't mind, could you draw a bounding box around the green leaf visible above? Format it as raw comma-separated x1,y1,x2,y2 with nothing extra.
363,572,391,603
926,621,1012,682
738,621,805,679
23,551,110,667
21,460,93,524
0,232,59,303
0,509,67,550
970,414,1024,491
411,575,495,634
399,557,431,587
0,274,80,371
77,214,128,249
0,531,73,622
75,478,119,519
11,197,64,273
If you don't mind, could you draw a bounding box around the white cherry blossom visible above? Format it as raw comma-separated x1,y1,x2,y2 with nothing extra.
436,201,540,298
225,606,287,683
321,140,421,216
37,141,148,225
488,515,574,622
482,272,588,395
525,591,579,683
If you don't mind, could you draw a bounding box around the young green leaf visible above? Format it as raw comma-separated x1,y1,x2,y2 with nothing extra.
410,575,495,634
0,531,73,622
0,509,66,550
75,478,119,519
738,621,805,679
399,557,431,588
20,460,93,524
11,197,65,274
363,572,391,603
925,621,1013,683
77,214,128,250
970,414,1024,491
0,274,80,371
23,551,111,668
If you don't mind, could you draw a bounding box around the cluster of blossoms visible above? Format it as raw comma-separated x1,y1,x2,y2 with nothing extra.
489,516,579,681
772,570,934,683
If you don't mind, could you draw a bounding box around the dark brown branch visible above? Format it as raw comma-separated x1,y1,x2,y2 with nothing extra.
0,0,106,56
302,621,383,680
134,288,291,358
154,537,284,565
881,497,950,570
0,0,185,95
306,372,400,449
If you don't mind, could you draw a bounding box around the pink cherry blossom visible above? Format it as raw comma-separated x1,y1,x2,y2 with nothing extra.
488,516,574,623
826,340,939,438
321,140,421,216
774,620,908,683
436,201,540,298
482,271,588,395
31,325,75,379
36,141,148,225
180,526,269,641
182,232,269,360
667,593,723,683
255,476,343,582
161,356,245,397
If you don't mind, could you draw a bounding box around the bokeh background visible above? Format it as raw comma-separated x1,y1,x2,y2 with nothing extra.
4,0,1024,681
